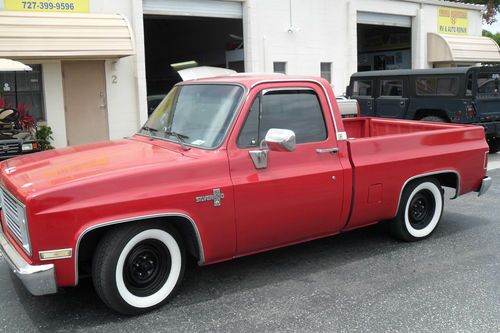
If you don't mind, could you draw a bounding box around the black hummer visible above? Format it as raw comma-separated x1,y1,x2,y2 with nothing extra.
347,66,500,153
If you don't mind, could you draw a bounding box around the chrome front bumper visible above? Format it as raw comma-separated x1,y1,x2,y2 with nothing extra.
0,229,57,295
478,176,492,197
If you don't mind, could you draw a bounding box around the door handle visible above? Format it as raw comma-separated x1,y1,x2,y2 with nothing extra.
400,100,405,106
316,148,339,154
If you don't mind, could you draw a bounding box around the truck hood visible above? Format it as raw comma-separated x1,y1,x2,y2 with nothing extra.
1,139,187,198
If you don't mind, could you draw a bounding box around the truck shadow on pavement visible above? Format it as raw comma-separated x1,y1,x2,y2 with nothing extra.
8,210,490,331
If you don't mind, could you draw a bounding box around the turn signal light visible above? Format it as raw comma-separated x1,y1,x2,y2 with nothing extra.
21,143,40,152
39,248,73,261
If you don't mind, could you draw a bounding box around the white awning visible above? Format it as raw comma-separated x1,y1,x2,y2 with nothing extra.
428,32,500,63
0,59,32,71
0,11,135,59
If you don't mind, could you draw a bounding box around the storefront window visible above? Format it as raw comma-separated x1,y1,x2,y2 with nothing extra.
0,64,45,121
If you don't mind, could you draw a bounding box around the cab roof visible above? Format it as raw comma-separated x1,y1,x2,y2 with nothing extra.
178,74,331,89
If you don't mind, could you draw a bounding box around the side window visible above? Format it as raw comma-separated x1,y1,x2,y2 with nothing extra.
380,79,403,97
436,77,458,96
416,76,458,96
416,77,435,95
352,80,372,97
237,96,260,148
260,90,327,144
477,72,500,98
237,89,327,148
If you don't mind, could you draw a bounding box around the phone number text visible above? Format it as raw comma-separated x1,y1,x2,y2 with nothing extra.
21,1,76,11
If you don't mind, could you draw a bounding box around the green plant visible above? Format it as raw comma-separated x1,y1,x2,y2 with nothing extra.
36,125,54,150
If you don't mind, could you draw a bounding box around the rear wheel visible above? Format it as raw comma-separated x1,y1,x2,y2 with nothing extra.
390,177,444,242
92,223,185,315
420,115,446,123
488,137,500,154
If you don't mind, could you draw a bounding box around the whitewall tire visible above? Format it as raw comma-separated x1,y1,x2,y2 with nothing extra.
391,177,444,242
92,223,185,315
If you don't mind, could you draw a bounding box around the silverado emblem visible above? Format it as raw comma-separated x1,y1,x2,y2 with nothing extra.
195,188,225,207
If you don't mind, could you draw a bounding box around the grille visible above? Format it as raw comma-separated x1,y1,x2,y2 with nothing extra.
0,141,20,156
1,187,30,254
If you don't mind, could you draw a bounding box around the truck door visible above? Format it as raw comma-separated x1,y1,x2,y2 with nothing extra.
351,79,375,116
375,78,409,118
227,83,345,255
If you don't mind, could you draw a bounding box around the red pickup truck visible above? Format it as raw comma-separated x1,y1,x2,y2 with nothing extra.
0,75,491,315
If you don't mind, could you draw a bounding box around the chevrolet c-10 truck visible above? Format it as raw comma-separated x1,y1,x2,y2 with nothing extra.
0,75,492,315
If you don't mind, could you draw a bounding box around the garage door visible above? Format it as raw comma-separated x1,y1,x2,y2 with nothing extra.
357,11,411,28
143,0,243,19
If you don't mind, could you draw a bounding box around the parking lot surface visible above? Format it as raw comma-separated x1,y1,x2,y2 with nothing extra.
0,157,499,333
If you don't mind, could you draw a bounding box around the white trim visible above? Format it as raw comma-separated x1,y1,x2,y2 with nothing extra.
357,11,412,27
74,212,204,285
395,170,460,217
404,182,443,238
115,229,182,308
143,0,243,19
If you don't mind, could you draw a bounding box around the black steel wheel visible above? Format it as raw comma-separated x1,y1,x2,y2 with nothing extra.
407,190,436,230
123,240,171,297
92,223,185,315
390,177,444,242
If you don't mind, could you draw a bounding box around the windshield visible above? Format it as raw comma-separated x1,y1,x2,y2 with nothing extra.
140,84,244,149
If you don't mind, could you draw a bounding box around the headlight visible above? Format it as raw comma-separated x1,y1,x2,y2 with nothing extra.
22,143,39,152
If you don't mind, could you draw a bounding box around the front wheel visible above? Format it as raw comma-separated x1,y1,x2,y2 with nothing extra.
92,223,185,315
390,177,444,242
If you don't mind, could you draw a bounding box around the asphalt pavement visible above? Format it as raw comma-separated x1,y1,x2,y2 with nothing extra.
0,156,499,333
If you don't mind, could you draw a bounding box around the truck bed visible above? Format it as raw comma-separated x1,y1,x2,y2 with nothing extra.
343,117,467,139
341,117,488,230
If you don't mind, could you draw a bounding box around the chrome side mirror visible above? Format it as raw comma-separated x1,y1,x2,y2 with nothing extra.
265,128,296,152
249,129,296,169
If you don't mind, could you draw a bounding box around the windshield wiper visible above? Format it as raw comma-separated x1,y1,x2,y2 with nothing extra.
164,130,190,151
141,125,158,139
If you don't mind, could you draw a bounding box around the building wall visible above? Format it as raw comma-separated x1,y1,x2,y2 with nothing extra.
243,0,483,96
0,0,144,148
0,0,485,148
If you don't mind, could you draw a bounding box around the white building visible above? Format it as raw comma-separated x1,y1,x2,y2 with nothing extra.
0,0,497,148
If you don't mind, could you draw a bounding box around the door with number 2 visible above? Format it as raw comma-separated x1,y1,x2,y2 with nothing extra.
62,61,109,146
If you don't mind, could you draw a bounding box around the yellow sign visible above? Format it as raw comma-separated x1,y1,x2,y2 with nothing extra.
4,0,89,13
438,7,468,35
